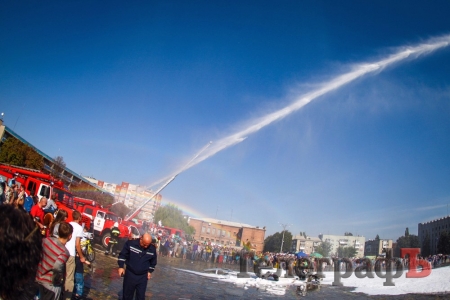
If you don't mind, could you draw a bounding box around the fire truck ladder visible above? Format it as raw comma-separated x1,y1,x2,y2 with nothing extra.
124,141,212,222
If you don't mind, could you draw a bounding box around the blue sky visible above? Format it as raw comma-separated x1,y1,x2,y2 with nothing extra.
1,1,450,241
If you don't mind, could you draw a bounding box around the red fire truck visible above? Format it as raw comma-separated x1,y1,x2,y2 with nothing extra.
156,226,185,239
0,164,139,248
73,196,140,248
0,164,91,228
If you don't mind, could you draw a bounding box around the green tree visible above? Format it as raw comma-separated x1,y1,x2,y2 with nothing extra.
110,202,132,219
315,241,332,257
344,232,353,236
437,231,450,255
421,233,431,257
71,182,114,206
375,234,380,240
263,232,281,252
263,231,293,253
153,204,195,235
394,228,420,256
0,137,43,169
52,156,66,179
337,246,357,258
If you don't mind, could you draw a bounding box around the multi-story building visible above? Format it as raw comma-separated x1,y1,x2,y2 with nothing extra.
83,177,162,221
84,176,117,194
364,239,393,257
188,217,266,253
291,235,321,254
418,215,450,255
319,234,365,258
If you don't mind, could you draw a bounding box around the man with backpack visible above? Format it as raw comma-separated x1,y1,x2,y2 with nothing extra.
23,191,35,213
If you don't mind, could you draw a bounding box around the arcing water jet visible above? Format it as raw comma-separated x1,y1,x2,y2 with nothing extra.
188,36,450,169
152,35,450,187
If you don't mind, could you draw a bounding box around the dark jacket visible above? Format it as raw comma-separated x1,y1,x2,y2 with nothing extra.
118,239,157,275
111,226,120,238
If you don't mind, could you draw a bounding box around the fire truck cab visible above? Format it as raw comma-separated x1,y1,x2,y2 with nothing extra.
74,197,140,249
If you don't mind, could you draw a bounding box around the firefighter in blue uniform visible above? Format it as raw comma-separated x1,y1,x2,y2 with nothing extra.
105,222,121,256
118,233,157,300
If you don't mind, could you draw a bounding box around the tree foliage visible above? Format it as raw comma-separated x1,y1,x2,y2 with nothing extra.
110,202,132,219
344,232,353,236
337,246,357,258
70,182,114,206
315,241,332,257
394,228,420,257
0,137,43,170
153,204,195,235
263,230,292,253
422,233,431,257
52,156,66,179
437,231,450,255
375,234,380,240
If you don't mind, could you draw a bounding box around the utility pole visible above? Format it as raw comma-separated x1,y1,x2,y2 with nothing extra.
279,223,292,253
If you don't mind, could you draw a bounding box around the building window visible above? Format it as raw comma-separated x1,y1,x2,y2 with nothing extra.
212,228,216,235
202,227,206,233
207,227,210,234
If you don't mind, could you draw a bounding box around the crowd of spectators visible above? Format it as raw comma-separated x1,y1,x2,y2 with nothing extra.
0,176,38,210
0,178,88,300
153,231,247,264
147,225,450,275
1,177,450,299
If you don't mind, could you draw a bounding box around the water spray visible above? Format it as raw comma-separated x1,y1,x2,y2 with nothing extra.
185,35,450,169
125,141,212,221
139,35,450,215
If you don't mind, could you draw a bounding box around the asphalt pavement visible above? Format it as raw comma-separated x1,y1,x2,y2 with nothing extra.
82,245,450,299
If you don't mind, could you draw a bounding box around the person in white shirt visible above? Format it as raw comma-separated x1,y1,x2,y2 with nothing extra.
44,194,58,214
64,210,86,300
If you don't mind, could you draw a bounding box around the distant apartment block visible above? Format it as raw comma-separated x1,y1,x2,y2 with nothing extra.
364,239,393,257
418,215,450,255
84,177,161,221
189,217,266,253
291,235,321,254
319,234,365,258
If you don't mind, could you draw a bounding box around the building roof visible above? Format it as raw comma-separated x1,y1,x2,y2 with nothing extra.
320,234,365,239
189,217,265,230
3,125,112,195
292,235,321,242
419,215,450,225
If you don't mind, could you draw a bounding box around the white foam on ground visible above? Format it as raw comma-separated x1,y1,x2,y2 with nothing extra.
321,267,450,295
174,266,450,296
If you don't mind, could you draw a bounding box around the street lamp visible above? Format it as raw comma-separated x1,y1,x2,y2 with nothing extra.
279,223,292,253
